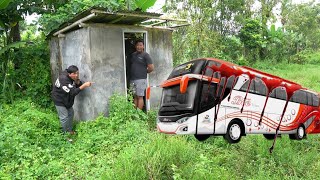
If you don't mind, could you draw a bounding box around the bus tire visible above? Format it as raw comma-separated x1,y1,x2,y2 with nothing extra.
289,124,305,140
263,134,275,140
194,134,210,141
224,120,243,144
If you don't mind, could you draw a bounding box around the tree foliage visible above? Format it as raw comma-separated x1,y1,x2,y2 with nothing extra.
164,0,254,64
239,19,264,61
39,0,127,35
282,2,320,51
39,0,157,35
164,0,320,65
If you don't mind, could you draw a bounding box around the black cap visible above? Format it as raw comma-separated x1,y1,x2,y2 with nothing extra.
66,65,79,73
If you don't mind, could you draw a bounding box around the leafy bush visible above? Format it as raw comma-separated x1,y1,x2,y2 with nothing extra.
289,49,312,64
222,36,243,61
108,93,148,129
12,38,52,107
306,51,320,64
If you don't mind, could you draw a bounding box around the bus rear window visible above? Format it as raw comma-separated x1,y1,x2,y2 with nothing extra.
168,60,206,79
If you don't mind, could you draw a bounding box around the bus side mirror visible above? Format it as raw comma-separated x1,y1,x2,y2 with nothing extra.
180,75,189,94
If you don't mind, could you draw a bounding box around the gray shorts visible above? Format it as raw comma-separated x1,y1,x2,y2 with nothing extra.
130,79,147,97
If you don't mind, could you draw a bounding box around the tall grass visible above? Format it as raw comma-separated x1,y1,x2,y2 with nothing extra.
1,63,320,179
253,61,320,91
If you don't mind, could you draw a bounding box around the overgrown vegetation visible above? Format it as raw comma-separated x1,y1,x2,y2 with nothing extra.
1,92,320,179
1,0,320,179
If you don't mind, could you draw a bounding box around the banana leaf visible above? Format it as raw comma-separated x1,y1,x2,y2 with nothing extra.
135,0,156,11
0,41,27,56
0,0,12,9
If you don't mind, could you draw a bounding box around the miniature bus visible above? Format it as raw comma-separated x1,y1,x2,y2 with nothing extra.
149,58,320,144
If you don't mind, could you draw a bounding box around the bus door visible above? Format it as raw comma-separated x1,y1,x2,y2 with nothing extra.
196,73,222,134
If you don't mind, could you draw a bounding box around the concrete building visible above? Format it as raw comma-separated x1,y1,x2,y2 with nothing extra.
48,7,188,120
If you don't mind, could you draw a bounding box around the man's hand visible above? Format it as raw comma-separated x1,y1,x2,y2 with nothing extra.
80,82,94,90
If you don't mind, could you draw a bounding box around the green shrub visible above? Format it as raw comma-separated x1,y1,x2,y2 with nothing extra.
13,39,51,107
108,93,148,129
307,51,320,64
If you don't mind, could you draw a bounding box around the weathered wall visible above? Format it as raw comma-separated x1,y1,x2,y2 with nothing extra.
84,25,126,119
49,38,62,83
49,24,173,121
147,28,173,109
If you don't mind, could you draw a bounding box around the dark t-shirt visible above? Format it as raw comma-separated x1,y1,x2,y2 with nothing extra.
130,51,153,80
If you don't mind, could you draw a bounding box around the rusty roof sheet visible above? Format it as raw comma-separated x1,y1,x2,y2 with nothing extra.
48,7,188,37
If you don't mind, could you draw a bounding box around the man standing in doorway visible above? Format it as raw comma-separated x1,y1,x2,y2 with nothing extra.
130,39,154,110
51,65,93,135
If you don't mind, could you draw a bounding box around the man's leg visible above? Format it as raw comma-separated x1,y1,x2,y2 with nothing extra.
135,79,147,110
130,81,138,108
137,96,144,110
134,95,138,108
131,79,147,110
67,107,74,133
55,105,73,133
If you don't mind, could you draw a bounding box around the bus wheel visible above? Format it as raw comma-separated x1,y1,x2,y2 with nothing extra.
194,134,210,141
289,125,305,140
263,134,275,140
224,120,243,144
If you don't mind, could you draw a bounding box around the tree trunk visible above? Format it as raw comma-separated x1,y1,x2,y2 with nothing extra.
9,22,21,42
9,22,21,70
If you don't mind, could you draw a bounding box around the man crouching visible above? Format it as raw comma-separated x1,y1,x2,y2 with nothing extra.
51,65,92,135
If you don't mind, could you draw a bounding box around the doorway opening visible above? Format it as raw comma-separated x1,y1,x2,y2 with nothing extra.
123,32,148,111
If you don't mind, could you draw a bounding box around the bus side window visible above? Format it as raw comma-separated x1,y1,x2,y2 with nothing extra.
239,80,249,92
270,87,287,100
239,78,267,96
204,61,221,77
251,79,267,96
200,82,217,110
217,77,226,97
226,76,236,89
307,93,313,106
290,90,307,105
313,95,320,106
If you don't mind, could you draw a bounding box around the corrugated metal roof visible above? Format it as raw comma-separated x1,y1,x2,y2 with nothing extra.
48,7,188,37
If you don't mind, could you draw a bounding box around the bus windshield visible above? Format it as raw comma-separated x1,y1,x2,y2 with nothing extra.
159,81,199,115
168,60,206,79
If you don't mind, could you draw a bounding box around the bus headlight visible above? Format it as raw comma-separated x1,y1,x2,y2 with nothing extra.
176,117,189,124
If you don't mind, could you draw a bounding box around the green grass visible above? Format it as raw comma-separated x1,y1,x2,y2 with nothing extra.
1,63,320,179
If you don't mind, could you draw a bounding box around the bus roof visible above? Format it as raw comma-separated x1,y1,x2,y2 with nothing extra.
196,58,318,94
201,58,296,83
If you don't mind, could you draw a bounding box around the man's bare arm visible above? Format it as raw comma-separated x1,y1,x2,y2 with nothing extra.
147,64,154,73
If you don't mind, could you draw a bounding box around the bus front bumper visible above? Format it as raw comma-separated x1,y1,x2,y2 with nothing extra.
157,115,197,134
